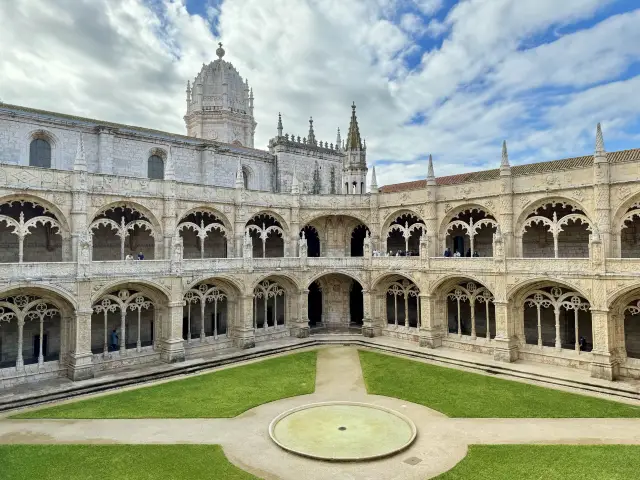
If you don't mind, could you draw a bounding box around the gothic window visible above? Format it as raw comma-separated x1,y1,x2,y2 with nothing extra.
242,168,249,189
29,139,51,168
148,155,164,180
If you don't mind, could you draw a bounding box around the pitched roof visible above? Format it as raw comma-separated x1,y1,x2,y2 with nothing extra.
0,102,272,158
379,148,640,193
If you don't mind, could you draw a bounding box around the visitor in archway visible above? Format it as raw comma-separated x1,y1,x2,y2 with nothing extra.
453,250,461,257
444,247,451,257
137,251,145,260
466,248,471,257
473,251,479,257
579,336,587,351
125,254,133,261
110,329,119,351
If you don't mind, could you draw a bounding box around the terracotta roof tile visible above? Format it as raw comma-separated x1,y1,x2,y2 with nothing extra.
380,148,640,193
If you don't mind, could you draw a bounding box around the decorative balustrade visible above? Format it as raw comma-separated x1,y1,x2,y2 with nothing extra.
307,257,365,268
506,258,591,273
0,262,77,280
90,260,171,276
183,258,244,272
603,259,640,275
428,257,495,271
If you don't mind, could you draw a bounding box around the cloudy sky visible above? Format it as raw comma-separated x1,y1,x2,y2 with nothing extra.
1,0,639,186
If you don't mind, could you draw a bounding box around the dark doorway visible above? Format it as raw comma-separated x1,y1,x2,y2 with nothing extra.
349,281,363,325
351,225,369,257
308,281,322,327
453,236,464,256
301,226,321,257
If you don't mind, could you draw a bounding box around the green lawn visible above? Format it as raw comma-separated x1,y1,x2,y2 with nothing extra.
13,351,316,419
0,444,259,480
435,445,640,479
358,350,640,417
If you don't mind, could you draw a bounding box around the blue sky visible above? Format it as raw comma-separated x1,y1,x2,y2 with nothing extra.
1,0,639,186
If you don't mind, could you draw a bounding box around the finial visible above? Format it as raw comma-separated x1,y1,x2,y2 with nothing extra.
216,42,225,59
336,127,341,147
501,140,510,168
595,123,605,155
427,154,434,179
74,134,87,171
277,112,283,137
235,160,244,189
370,165,378,192
352,101,356,111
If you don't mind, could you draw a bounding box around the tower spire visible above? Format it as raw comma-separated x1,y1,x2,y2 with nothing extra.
277,112,283,137
336,128,341,149
346,102,362,150
501,140,510,168
308,117,316,146
370,165,378,193
595,123,606,155
235,160,244,189
426,154,435,186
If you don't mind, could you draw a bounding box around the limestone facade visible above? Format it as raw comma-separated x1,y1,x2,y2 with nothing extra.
2,57,640,389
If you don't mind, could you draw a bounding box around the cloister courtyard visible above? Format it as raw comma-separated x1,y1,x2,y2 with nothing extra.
1,344,640,479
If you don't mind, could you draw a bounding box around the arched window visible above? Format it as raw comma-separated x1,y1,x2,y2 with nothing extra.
148,155,164,180
29,139,51,168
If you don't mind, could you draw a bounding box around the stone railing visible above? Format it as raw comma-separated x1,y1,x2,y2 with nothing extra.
91,260,171,276
371,256,421,270
307,257,365,268
428,257,495,272
506,258,592,273
183,258,244,272
0,262,77,280
603,258,640,275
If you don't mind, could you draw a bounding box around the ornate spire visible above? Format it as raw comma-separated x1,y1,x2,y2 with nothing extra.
277,112,283,137
346,102,362,150
74,134,86,171
291,164,300,194
595,122,606,155
165,147,175,180
501,140,510,168
370,165,378,193
336,128,341,148
216,42,225,59
235,160,244,189
308,117,316,146
427,154,435,186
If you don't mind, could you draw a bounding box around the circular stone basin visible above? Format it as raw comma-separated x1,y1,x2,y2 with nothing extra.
268,401,417,461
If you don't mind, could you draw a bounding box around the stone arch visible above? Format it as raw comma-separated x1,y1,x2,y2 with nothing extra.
0,195,71,263
185,274,245,295
89,201,163,260
177,207,231,259
245,211,288,258
430,274,496,298
302,214,371,257
241,165,253,190
23,128,62,169
91,279,171,305
0,285,76,371
382,210,426,255
515,197,593,258
305,272,365,332
611,192,640,258
371,272,422,292
439,204,498,257
507,277,590,305
303,211,370,229
371,273,421,331
432,276,496,340
251,274,299,335
608,285,640,362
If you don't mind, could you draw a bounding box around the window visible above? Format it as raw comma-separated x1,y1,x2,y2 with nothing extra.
242,168,249,189
148,155,164,180
29,139,51,168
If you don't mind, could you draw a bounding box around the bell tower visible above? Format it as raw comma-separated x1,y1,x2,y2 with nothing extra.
342,102,368,194
184,43,256,147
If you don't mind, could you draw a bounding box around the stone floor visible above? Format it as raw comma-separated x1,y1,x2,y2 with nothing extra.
2,346,640,479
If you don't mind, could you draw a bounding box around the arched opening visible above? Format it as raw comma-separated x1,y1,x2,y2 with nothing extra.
522,285,591,351
246,213,285,258
308,274,364,333
308,281,323,329
147,155,164,180
385,212,426,256
444,280,496,340
91,287,160,357
301,225,320,257
443,207,496,257
620,203,640,258
29,138,51,168
0,199,64,263
242,167,250,189
0,291,68,371
183,282,231,343
253,279,287,331
350,224,370,257
520,201,591,258
177,211,228,259
622,299,640,359
385,279,420,329
89,205,156,260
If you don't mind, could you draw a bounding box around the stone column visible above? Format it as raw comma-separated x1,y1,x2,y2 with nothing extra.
162,182,177,260
233,294,256,348
362,289,375,337
492,301,518,362
67,307,94,381
419,294,442,348
590,309,619,380
290,289,310,338
97,127,114,174
159,301,186,363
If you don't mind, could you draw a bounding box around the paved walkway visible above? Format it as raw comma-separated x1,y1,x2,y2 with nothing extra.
2,346,640,480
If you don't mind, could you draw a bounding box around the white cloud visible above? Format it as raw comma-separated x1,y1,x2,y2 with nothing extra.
0,0,638,188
